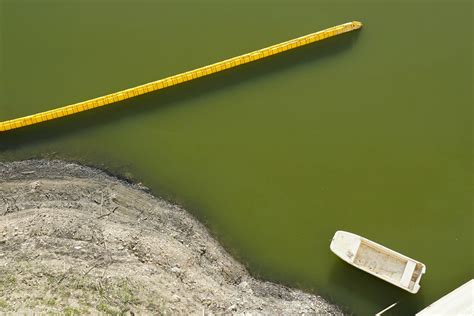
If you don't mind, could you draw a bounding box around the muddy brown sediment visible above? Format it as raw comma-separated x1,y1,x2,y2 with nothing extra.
0,160,341,315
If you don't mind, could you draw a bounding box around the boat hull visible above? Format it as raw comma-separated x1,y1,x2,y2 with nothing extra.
330,231,426,293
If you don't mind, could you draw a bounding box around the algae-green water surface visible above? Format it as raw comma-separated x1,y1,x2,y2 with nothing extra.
1,0,472,314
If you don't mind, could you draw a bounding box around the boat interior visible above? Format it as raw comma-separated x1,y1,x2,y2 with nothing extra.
354,240,424,291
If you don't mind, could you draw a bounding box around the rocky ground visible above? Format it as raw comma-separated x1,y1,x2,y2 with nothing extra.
0,160,342,315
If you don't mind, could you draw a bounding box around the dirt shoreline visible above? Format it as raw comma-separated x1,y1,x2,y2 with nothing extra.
0,160,342,315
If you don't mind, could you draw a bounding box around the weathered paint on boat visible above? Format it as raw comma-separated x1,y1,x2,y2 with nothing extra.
330,230,426,294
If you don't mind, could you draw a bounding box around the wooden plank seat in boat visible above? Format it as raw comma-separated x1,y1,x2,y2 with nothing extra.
400,260,417,288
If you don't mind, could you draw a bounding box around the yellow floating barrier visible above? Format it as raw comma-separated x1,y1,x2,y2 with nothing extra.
0,21,362,132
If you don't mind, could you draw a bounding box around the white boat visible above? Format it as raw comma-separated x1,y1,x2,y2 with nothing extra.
330,231,426,293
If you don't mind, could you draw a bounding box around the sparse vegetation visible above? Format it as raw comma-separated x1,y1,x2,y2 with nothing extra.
46,298,57,306
63,306,82,315
0,274,17,290
0,160,341,315
97,302,121,315
0,298,8,309
114,279,141,306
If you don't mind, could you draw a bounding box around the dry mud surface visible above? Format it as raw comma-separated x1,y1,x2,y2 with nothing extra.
0,160,341,315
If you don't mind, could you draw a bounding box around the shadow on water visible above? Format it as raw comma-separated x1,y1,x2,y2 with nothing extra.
0,31,361,151
327,258,426,315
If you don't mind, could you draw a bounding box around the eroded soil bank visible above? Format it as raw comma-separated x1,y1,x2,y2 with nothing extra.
0,160,341,315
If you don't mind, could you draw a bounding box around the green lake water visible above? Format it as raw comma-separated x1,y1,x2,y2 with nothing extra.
0,0,472,314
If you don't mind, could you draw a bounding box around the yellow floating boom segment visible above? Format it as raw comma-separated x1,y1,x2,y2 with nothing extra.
0,21,362,132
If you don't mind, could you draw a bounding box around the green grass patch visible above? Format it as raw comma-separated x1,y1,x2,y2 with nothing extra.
97,302,121,315
0,298,9,309
63,306,82,315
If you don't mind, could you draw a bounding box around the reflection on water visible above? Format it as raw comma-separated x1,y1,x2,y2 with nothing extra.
328,258,426,314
